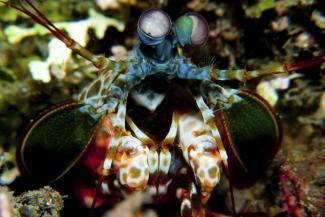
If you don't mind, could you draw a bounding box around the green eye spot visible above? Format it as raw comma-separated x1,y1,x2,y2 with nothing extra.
174,12,209,46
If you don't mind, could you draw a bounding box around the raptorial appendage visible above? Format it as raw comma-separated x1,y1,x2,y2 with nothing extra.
86,109,223,216
113,135,150,189
178,112,222,201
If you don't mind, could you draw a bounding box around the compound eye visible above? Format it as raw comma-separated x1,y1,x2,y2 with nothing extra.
187,12,209,45
137,9,171,45
174,12,209,46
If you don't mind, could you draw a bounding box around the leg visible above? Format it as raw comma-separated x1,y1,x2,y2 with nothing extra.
177,183,205,217
100,97,129,176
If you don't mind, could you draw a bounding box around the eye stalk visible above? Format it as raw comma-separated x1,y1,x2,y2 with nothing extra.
174,12,209,46
137,9,171,45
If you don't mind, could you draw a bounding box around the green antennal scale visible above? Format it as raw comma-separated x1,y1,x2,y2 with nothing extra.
215,90,282,188
19,102,100,182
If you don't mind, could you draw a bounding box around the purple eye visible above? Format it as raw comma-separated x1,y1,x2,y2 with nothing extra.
137,9,171,45
187,12,209,45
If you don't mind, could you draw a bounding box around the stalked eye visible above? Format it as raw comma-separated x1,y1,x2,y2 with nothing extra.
187,13,209,45
174,12,209,46
137,9,171,45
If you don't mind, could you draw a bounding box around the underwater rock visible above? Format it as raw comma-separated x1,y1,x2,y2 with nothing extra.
0,186,20,217
0,148,20,185
242,0,276,19
311,10,325,29
0,185,64,217
256,74,300,106
298,92,325,126
95,0,137,10
0,69,15,82
271,16,290,32
17,186,64,217
294,32,316,50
